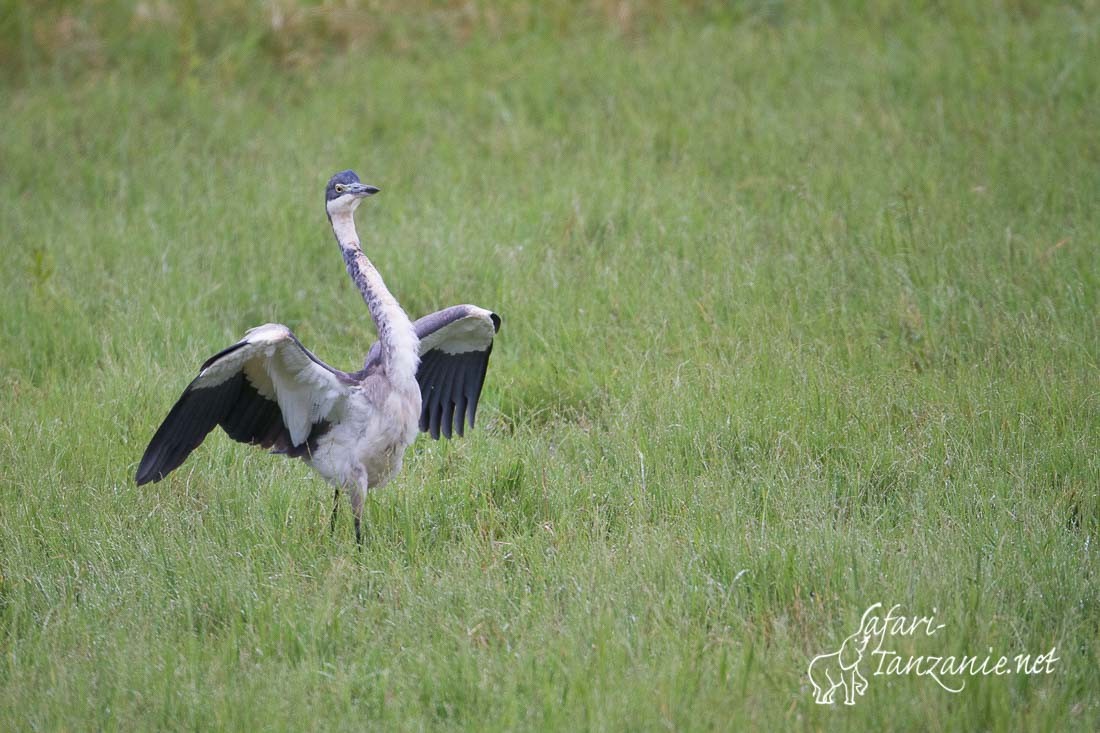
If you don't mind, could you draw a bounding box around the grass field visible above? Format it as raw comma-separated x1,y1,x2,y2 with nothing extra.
1,1,1098,730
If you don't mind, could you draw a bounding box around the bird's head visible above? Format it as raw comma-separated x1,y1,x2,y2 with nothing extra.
325,170,380,217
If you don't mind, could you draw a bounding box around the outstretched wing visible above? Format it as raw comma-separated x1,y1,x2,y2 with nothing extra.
135,323,353,485
413,305,500,439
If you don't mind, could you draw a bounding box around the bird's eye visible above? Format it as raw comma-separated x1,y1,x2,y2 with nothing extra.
335,184,347,193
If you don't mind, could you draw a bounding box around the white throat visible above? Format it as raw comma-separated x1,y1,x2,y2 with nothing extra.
327,195,363,244
329,208,359,247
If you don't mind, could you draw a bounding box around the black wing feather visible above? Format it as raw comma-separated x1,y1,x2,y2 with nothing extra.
220,378,285,447
135,374,242,485
416,351,434,434
451,362,468,438
420,351,447,439
415,345,495,441
467,344,492,429
427,367,444,440
441,384,456,440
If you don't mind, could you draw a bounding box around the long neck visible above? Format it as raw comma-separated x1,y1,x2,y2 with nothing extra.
330,209,419,383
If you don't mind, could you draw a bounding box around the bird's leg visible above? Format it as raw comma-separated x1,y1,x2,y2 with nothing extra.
330,487,341,534
352,491,365,548
350,467,368,549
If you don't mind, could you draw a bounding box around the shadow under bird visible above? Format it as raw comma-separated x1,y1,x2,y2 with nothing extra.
135,170,501,544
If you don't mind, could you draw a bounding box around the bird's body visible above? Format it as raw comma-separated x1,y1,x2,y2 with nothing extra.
136,171,500,543
307,373,421,493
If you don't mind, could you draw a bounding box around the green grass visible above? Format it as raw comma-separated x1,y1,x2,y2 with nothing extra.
1,2,1098,730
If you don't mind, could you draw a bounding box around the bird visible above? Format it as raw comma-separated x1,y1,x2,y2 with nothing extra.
135,169,501,545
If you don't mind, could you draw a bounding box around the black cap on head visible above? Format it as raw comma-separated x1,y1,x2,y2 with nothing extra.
325,170,362,202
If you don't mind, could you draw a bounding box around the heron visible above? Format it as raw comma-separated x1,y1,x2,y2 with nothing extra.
135,170,501,545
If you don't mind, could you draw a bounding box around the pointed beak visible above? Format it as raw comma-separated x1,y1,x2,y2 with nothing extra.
348,183,380,197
